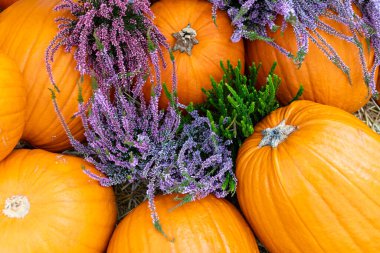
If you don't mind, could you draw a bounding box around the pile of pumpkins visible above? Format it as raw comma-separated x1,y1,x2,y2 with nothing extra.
0,0,380,252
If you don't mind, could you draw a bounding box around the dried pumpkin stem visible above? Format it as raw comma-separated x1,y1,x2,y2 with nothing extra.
259,120,297,148
172,24,199,55
3,195,30,219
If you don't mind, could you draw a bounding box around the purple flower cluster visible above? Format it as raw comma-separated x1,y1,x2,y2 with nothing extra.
210,0,380,94
48,0,235,227
60,84,235,224
46,0,168,95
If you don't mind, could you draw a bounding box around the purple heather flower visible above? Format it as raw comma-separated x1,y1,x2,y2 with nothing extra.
55,82,235,220
46,0,170,96
210,0,380,94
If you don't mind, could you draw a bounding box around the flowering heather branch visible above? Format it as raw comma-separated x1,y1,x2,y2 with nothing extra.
51,72,235,226
75,88,234,195
210,0,380,94
46,0,169,95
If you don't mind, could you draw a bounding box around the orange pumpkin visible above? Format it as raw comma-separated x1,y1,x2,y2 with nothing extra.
245,16,376,113
237,100,380,252
107,194,259,253
0,0,91,151
145,0,245,107
0,52,26,161
0,149,117,253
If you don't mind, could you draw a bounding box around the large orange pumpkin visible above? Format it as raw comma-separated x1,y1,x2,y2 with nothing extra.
0,149,117,253
237,100,380,252
0,0,91,151
245,16,376,113
107,194,259,253
0,52,25,161
145,0,245,107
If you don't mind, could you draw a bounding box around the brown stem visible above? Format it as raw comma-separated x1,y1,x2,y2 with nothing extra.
172,24,199,56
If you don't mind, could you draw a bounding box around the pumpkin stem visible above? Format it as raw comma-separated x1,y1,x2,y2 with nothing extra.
172,24,199,55
259,120,297,148
2,195,30,219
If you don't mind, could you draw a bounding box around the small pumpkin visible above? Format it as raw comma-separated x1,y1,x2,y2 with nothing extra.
145,0,245,107
0,52,26,161
0,0,91,151
237,100,380,252
0,149,117,253
107,194,259,253
245,15,375,113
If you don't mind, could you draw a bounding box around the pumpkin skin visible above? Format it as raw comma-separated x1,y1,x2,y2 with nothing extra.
0,52,26,161
0,0,91,151
236,100,380,252
245,16,375,113
145,0,245,107
107,194,259,253
0,149,117,253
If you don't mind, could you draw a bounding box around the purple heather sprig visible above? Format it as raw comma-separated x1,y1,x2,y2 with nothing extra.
210,0,380,94
75,87,235,197
52,80,235,228
46,0,169,95
46,0,236,229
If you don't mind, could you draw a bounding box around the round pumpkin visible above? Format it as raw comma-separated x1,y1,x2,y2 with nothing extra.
0,0,91,151
237,100,380,252
107,194,259,253
245,15,376,113
0,149,117,253
0,52,26,161
145,0,245,107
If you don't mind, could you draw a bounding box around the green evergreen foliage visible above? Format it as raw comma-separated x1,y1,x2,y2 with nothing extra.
189,60,302,161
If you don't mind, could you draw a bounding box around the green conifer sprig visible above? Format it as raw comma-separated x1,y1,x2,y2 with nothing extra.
186,60,299,163
197,60,280,146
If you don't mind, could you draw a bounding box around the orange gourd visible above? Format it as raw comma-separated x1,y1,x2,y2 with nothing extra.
107,194,259,253
0,52,25,161
237,100,380,252
245,16,375,113
0,0,91,151
0,149,117,253
145,0,245,107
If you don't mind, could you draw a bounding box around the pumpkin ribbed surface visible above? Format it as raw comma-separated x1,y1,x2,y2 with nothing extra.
0,0,91,151
145,0,245,107
0,149,117,253
237,100,380,252
107,194,259,253
245,16,375,113
0,52,25,161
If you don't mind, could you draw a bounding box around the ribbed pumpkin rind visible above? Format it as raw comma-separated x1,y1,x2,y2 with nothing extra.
0,52,26,161
0,149,117,253
245,15,375,113
107,194,259,253
145,0,245,107
237,100,380,252
0,0,91,151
